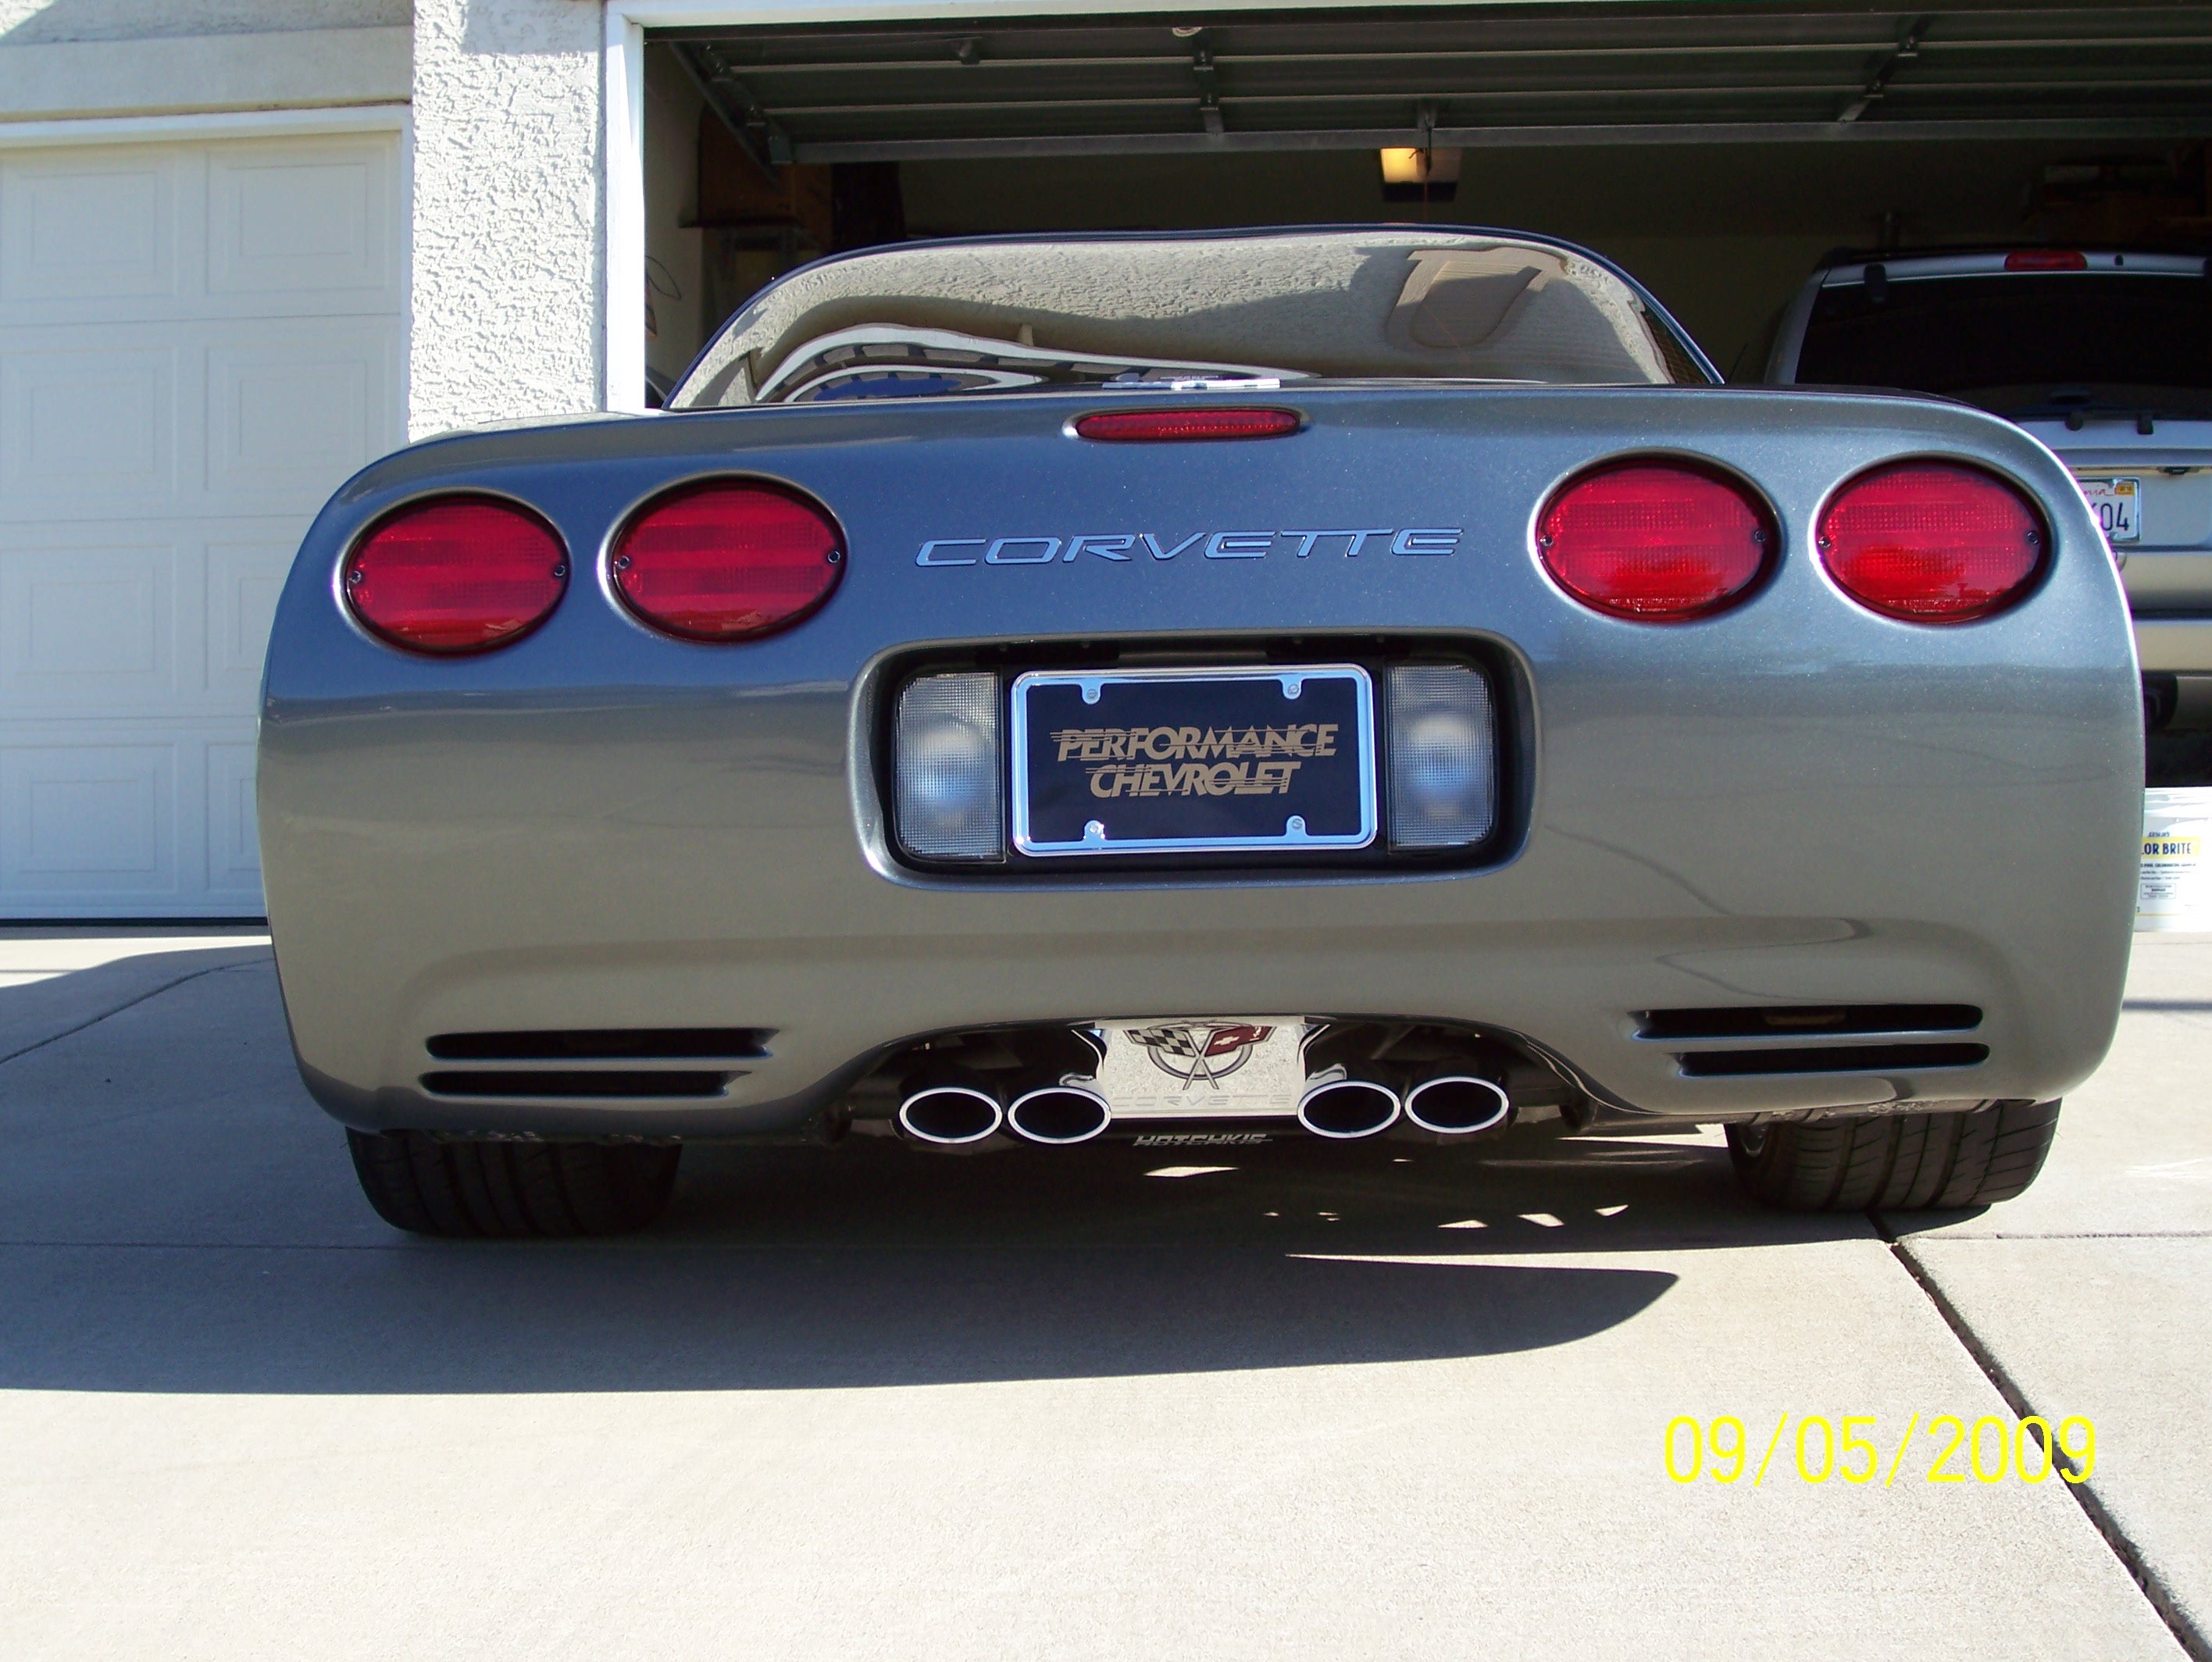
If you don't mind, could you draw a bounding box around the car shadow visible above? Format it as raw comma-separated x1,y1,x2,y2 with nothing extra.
0,946,1876,1396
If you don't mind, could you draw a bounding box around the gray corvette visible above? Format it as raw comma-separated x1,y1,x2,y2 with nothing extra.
259,228,2142,1236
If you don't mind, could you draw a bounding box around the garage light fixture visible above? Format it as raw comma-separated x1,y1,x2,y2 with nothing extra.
1380,147,1461,204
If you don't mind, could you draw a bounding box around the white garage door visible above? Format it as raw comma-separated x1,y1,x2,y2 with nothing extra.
0,130,404,918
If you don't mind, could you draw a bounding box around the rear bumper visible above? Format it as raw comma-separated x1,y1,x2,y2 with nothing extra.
263,665,2141,1136
2135,616,2212,673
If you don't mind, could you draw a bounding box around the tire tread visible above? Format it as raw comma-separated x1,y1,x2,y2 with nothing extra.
346,1129,679,1237
1728,1100,2059,1213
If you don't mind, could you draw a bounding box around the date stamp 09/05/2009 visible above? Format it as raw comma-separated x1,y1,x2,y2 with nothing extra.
1664,1414,2097,1488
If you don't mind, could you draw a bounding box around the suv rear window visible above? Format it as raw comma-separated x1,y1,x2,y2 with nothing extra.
1796,273,2212,417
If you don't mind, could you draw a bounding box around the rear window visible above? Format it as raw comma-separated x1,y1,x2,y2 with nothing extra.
671,230,1709,408
1796,273,2212,417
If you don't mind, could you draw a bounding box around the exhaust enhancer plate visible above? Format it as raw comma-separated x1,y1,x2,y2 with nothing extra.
1090,1017,1309,1120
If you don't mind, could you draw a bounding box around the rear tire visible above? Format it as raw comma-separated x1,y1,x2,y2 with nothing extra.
1726,1100,2060,1212
346,1129,681,1237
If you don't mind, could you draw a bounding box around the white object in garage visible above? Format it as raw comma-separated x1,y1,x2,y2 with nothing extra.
2139,788,2212,932
0,132,404,918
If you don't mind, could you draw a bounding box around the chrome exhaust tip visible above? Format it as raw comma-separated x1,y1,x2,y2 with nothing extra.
1297,1075,1401,1140
1403,1074,1513,1136
897,1084,1004,1145
1005,1083,1111,1145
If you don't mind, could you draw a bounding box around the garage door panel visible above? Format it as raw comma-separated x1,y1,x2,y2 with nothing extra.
205,740,261,897
204,538,292,695
206,327,393,505
0,149,178,302
0,742,177,898
0,321,401,519
1,540,177,705
0,129,400,917
209,139,394,298
0,345,177,504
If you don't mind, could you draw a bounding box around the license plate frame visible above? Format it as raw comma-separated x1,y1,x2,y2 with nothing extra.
1010,664,1377,858
2078,476,2142,544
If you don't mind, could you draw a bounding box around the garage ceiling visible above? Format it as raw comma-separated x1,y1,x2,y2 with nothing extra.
657,2,2212,164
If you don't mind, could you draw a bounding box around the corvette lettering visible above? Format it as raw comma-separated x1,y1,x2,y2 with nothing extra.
915,527,1461,565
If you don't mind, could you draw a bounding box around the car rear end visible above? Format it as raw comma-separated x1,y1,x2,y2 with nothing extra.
259,383,2139,1153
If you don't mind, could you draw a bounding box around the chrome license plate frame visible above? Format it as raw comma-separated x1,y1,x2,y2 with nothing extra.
1010,664,1377,858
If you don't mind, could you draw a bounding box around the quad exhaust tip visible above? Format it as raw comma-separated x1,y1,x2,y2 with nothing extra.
1404,1075,1513,1136
897,1084,1004,1145
1297,1077,1402,1140
1007,1084,1112,1145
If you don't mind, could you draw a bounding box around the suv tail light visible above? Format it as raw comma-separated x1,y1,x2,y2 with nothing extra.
343,496,568,653
2005,249,2087,272
1818,462,2044,622
1536,462,1774,621
613,480,844,640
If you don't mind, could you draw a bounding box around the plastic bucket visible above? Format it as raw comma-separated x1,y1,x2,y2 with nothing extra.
2137,787,2212,932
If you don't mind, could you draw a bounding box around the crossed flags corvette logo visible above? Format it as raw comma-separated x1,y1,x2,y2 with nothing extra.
915,528,1462,565
1124,1023,1278,1086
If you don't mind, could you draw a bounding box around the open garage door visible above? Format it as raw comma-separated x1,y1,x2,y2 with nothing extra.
662,2,2212,160
638,3,2212,387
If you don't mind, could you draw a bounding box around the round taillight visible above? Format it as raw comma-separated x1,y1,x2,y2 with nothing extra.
612,480,844,640
1536,462,1774,621
343,496,568,653
1818,462,2045,622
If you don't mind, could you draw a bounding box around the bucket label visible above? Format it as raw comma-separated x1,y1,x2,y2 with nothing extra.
2138,787,2212,930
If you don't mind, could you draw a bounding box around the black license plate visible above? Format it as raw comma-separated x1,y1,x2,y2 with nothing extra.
1011,665,1375,857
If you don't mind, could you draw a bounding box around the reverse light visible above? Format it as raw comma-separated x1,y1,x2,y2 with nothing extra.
613,480,843,640
1386,664,1497,851
2005,249,2088,272
894,672,1004,861
1074,408,1301,442
1818,462,2045,622
1536,462,1775,621
343,496,567,653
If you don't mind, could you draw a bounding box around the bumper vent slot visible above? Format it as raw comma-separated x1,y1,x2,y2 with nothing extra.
1678,1043,1988,1078
1639,1004,1979,1040
426,1028,770,1061
420,1070,734,1098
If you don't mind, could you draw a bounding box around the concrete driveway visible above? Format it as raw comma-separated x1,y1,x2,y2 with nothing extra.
1,929,2205,1660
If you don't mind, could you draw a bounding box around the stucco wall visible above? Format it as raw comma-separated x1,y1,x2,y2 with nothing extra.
409,0,602,437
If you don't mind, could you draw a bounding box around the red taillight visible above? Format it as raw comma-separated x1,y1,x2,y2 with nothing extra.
613,480,843,641
1074,408,1301,442
1536,462,1774,621
2005,249,2088,272
1818,462,2045,622
343,496,567,653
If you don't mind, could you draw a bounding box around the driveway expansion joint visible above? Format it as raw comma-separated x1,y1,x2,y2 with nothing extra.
0,962,249,1072
1879,1215,2211,1662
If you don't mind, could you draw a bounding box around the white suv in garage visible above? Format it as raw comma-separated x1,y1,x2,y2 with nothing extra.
1761,248,2212,731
